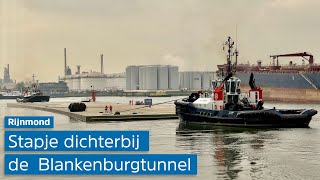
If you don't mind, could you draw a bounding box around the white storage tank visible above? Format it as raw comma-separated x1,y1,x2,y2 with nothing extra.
110,77,126,90
192,72,202,90
168,66,179,90
179,72,185,89
201,72,211,90
80,77,92,91
72,75,81,91
106,73,126,90
145,66,158,90
157,65,169,90
180,72,191,90
130,66,139,90
125,67,131,90
139,66,145,90
80,72,107,91
64,76,73,90
95,78,107,90
143,66,147,90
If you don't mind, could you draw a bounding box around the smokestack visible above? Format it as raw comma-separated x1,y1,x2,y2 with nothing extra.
100,54,104,74
77,65,81,74
7,64,9,74
64,48,67,76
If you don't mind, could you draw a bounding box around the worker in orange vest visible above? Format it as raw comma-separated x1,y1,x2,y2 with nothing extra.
109,105,113,113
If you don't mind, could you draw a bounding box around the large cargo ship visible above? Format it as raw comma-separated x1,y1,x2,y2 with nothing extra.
175,37,317,128
217,52,320,102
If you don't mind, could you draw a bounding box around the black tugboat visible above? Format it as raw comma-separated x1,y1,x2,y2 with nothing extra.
16,74,50,103
174,37,317,128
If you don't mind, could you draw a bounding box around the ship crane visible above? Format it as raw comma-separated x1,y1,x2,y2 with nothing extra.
270,52,314,66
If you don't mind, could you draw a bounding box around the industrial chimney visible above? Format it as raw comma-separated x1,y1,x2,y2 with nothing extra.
77,65,81,74
100,54,104,74
64,48,67,76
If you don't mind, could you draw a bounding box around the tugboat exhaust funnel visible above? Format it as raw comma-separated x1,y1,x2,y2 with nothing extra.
249,73,257,90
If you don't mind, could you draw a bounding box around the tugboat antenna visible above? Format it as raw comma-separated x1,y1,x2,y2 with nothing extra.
235,25,239,67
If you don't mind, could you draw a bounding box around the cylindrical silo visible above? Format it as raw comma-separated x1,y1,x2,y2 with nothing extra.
179,72,183,90
125,66,132,90
180,72,191,90
80,72,107,91
80,75,91,91
201,72,211,90
179,72,187,90
72,75,80,91
106,77,111,90
145,65,158,90
113,76,126,90
65,77,73,90
192,72,201,90
130,66,139,90
168,66,179,90
157,65,169,90
120,77,126,90
94,77,107,90
139,66,144,90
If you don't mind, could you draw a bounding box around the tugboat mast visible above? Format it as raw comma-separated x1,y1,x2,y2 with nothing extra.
224,36,235,77
234,48,239,75
32,74,36,84
31,74,37,93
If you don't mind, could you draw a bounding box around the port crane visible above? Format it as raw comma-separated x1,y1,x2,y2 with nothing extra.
270,52,314,66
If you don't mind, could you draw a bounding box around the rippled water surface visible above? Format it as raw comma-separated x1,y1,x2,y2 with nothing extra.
1,97,320,180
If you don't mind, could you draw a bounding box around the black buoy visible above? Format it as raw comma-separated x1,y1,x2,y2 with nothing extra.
68,102,86,112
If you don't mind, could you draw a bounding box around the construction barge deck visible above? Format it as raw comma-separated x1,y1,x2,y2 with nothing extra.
7,102,178,122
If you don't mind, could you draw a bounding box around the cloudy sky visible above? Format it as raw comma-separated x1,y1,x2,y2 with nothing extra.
1,0,320,82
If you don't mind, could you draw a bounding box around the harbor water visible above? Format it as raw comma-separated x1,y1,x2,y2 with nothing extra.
1,97,320,179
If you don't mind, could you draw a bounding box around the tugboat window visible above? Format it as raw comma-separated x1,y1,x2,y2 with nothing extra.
231,81,236,93
225,82,230,92
237,81,240,90
255,92,258,103
212,81,217,89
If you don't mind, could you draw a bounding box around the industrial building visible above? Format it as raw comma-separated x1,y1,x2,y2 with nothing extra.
106,73,126,90
60,48,126,91
0,64,16,89
126,65,179,90
62,72,126,92
60,72,126,91
179,71,215,91
63,72,106,91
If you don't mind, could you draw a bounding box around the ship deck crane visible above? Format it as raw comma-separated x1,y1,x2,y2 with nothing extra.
270,52,314,66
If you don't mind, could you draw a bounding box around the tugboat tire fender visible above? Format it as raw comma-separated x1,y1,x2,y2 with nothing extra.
301,109,317,117
236,110,282,120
